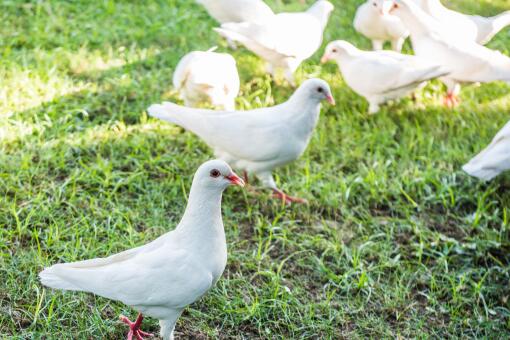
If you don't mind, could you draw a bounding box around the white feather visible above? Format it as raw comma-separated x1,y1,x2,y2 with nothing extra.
173,49,240,111
463,121,510,181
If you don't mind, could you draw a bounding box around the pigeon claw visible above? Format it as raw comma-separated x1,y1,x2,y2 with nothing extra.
120,313,154,340
272,189,308,204
443,93,460,108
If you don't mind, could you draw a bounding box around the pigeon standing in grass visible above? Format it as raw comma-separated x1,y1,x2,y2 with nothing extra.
148,79,335,204
354,0,409,52
173,47,240,111
321,40,448,113
214,1,334,85
463,121,510,181
417,0,510,45
390,0,510,107
40,160,244,340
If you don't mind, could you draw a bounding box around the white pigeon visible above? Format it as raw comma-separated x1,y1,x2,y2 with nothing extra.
196,0,274,24
321,40,448,113
173,47,240,111
463,121,510,181
214,1,334,85
40,160,244,340
417,0,510,45
148,79,335,204
353,0,410,52
390,0,510,107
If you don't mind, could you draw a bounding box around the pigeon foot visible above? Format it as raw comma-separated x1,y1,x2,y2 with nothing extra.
120,313,154,340
443,93,460,108
272,189,308,204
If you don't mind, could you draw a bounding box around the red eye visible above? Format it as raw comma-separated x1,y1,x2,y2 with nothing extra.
210,169,221,178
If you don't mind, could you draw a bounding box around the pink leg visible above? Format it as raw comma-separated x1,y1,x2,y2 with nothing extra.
120,313,154,340
272,189,308,204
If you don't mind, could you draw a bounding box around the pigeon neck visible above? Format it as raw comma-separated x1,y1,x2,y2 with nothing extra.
288,91,321,112
286,91,322,137
394,3,437,36
336,48,360,63
421,0,444,15
180,184,223,231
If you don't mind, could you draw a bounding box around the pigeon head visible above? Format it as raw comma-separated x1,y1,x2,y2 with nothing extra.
295,78,335,105
369,0,396,16
388,0,412,15
193,159,245,190
388,0,432,33
321,40,359,63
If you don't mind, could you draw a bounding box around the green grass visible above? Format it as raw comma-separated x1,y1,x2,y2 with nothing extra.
1,0,510,338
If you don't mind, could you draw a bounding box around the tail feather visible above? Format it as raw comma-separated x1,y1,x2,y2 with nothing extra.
214,27,251,46
462,162,499,181
478,11,510,44
39,265,84,291
148,102,181,124
148,102,201,126
492,11,510,36
148,102,223,142
215,24,290,60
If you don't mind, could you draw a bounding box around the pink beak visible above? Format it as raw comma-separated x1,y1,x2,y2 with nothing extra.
225,172,245,187
320,54,329,64
326,94,335,105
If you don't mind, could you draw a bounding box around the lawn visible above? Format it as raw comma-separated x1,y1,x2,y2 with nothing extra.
1,0,510,338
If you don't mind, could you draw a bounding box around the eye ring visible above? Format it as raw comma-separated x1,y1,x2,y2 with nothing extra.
210,169,221,178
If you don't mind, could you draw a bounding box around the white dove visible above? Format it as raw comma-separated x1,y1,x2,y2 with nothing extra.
196,0,274,24
353,0,409,52
390,0,510,107
40,160,244,340
417,0,510,45
214,1,334,85
148,79,335,204
463,121,510,181
321,40,448,114
173,47,240,111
